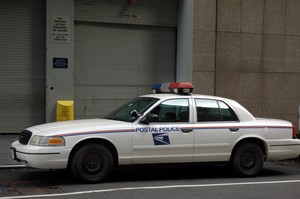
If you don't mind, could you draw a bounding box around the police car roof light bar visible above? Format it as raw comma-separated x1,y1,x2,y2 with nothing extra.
152,82,193,94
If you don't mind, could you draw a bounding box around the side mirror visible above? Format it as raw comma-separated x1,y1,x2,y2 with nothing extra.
130,110,140,118
140,113,158,124
129,110,142,122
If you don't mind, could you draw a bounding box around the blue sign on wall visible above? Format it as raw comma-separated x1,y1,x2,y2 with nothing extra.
53,58,68,68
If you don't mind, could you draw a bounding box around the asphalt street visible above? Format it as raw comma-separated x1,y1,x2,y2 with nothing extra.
1,134,300,198
1,161,300,199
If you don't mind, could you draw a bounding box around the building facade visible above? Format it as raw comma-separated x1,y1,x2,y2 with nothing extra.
0,0,299,133
193,0,300,133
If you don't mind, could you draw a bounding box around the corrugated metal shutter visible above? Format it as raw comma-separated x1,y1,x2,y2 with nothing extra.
0,0,45,133
75,0,177,27
74,0,177,119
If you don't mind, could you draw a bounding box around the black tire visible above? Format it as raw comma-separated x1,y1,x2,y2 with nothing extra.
231,143,264,177
71,144,114,183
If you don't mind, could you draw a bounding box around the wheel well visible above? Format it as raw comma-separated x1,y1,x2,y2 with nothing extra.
230,138,267,161
67,138,119,169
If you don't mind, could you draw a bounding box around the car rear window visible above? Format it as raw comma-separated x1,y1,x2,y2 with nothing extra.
195,99,238,122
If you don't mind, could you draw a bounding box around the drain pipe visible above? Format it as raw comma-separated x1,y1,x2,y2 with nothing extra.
214,0,218,96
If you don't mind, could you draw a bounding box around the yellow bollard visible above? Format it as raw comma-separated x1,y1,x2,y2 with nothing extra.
56,100,74,121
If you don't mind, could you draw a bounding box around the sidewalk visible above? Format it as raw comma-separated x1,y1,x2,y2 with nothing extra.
0,134,24,167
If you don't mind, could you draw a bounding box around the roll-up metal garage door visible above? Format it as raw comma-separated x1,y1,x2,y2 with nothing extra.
0,0,45,133
74,0,177,119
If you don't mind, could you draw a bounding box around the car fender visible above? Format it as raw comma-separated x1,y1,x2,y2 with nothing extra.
230,134,268,160
67,136,120,168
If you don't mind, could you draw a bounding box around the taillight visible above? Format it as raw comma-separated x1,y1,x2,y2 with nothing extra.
292,125,297,139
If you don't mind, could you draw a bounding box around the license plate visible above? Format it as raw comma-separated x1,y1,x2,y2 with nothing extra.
10,148,16,160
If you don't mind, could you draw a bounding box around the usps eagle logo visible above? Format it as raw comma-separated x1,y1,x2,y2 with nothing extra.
152,133,170,145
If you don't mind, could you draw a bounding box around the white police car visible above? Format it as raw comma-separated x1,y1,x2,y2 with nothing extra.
11,82,300,183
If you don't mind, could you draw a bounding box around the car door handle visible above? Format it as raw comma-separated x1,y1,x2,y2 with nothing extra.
229,128,239,132
181,127,193,133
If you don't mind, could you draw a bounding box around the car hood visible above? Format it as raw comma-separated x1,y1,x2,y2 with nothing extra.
27,119,134,136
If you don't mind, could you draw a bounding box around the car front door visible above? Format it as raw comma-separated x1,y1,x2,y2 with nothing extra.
132,98,194,164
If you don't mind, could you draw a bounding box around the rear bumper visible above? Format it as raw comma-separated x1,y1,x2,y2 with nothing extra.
267,139,300,161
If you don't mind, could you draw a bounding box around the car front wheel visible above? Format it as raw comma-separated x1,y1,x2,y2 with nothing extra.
231,143,264,177
71,144,114,183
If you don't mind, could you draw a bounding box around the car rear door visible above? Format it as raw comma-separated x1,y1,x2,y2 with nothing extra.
193,98,243,162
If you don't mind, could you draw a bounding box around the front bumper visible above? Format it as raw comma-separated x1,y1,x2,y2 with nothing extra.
10,141,71,169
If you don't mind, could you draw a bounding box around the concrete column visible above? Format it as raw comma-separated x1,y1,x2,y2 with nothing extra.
176,0,194,82
46,0,74,122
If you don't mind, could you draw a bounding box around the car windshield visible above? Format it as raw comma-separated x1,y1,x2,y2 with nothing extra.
104,97,159,122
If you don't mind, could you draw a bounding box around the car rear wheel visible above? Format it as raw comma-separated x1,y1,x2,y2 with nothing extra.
71,144,114,183
231,143,264,177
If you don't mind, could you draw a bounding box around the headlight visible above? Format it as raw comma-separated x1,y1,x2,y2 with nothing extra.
29,135,65,146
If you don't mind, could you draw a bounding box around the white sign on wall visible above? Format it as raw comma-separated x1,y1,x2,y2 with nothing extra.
50,16,70,43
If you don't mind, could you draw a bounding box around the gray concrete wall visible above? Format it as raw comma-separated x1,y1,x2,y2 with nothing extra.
193,0,300,130
46,0,74,122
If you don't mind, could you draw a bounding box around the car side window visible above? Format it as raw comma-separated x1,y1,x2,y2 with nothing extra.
150,99,189,122
218,101,238,121
195,99,238,122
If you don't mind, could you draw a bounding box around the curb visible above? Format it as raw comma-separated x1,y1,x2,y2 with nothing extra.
0,165,27,170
